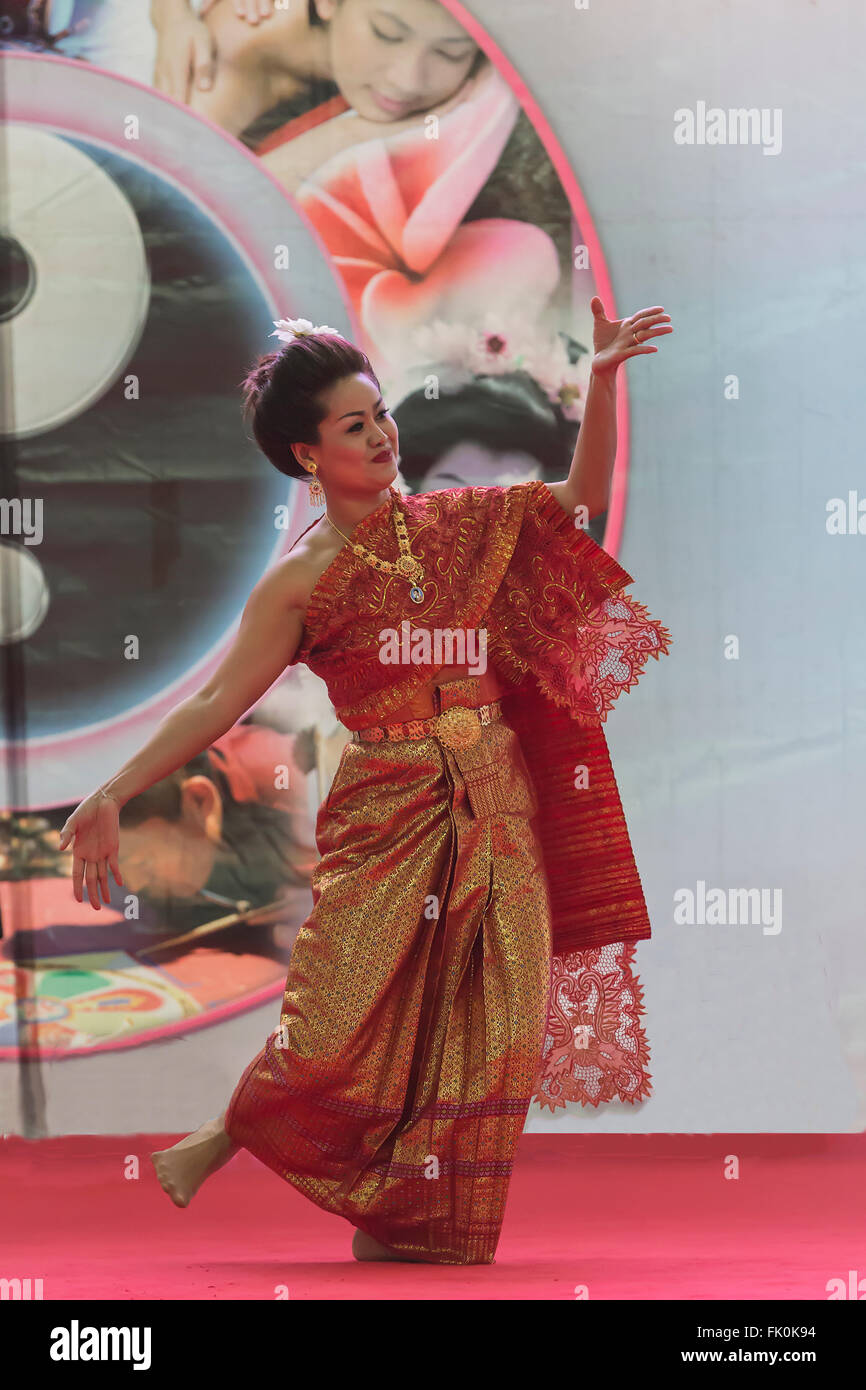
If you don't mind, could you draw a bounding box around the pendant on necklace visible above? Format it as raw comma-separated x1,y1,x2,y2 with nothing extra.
409,584,425,603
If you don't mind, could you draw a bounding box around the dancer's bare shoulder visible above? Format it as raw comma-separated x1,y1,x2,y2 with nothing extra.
277,519,346,623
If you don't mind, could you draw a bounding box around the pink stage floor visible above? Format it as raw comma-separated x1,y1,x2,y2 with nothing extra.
1,1133,862,1300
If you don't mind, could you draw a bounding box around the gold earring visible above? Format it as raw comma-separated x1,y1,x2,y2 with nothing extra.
306,463,325,507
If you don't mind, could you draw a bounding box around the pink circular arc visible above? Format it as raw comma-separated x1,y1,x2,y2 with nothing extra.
438,0,631,557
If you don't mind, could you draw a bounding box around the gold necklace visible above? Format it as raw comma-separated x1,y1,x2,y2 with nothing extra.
325,484,426,603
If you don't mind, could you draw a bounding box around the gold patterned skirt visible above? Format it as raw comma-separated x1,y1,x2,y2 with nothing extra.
224,678,552,1265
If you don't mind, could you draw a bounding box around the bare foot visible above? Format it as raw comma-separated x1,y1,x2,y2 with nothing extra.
151,1113,239,1208
351,1228,431,1263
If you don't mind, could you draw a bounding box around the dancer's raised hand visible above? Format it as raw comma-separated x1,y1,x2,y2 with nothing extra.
58,789,124,911
590,296,673,375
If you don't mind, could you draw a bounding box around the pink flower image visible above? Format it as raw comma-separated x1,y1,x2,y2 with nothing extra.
295,70,561,370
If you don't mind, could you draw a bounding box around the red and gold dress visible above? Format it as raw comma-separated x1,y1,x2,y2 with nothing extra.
224,480,672,1263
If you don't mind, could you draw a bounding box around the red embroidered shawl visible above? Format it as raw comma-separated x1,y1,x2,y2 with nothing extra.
288,480,672,956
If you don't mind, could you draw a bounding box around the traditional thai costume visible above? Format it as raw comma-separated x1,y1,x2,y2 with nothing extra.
224,480,671,1264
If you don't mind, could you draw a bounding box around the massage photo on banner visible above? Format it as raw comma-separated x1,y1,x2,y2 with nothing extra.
0,0,863,1327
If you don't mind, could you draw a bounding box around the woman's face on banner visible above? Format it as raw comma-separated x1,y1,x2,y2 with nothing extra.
419,441,543,491
315,0,480,121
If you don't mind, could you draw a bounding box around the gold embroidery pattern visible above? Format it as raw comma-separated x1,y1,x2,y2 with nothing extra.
487,483,673,724
225,704,551,1264
292,484,527,725
280,483,671,1131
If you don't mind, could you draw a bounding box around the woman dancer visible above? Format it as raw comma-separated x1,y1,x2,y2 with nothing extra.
59,299,673,1264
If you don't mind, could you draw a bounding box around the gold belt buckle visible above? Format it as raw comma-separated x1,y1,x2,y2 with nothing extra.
434,704,482,750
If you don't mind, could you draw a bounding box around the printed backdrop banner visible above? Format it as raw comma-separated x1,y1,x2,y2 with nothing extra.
0,0,862,1135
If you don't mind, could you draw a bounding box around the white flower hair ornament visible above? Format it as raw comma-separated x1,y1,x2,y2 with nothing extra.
270,317,341,345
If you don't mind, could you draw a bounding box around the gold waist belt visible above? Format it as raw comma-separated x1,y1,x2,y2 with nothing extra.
351,699,503,753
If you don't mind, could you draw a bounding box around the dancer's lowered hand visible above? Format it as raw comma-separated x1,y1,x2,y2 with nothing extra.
58,789,124,911
589,296,674,375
